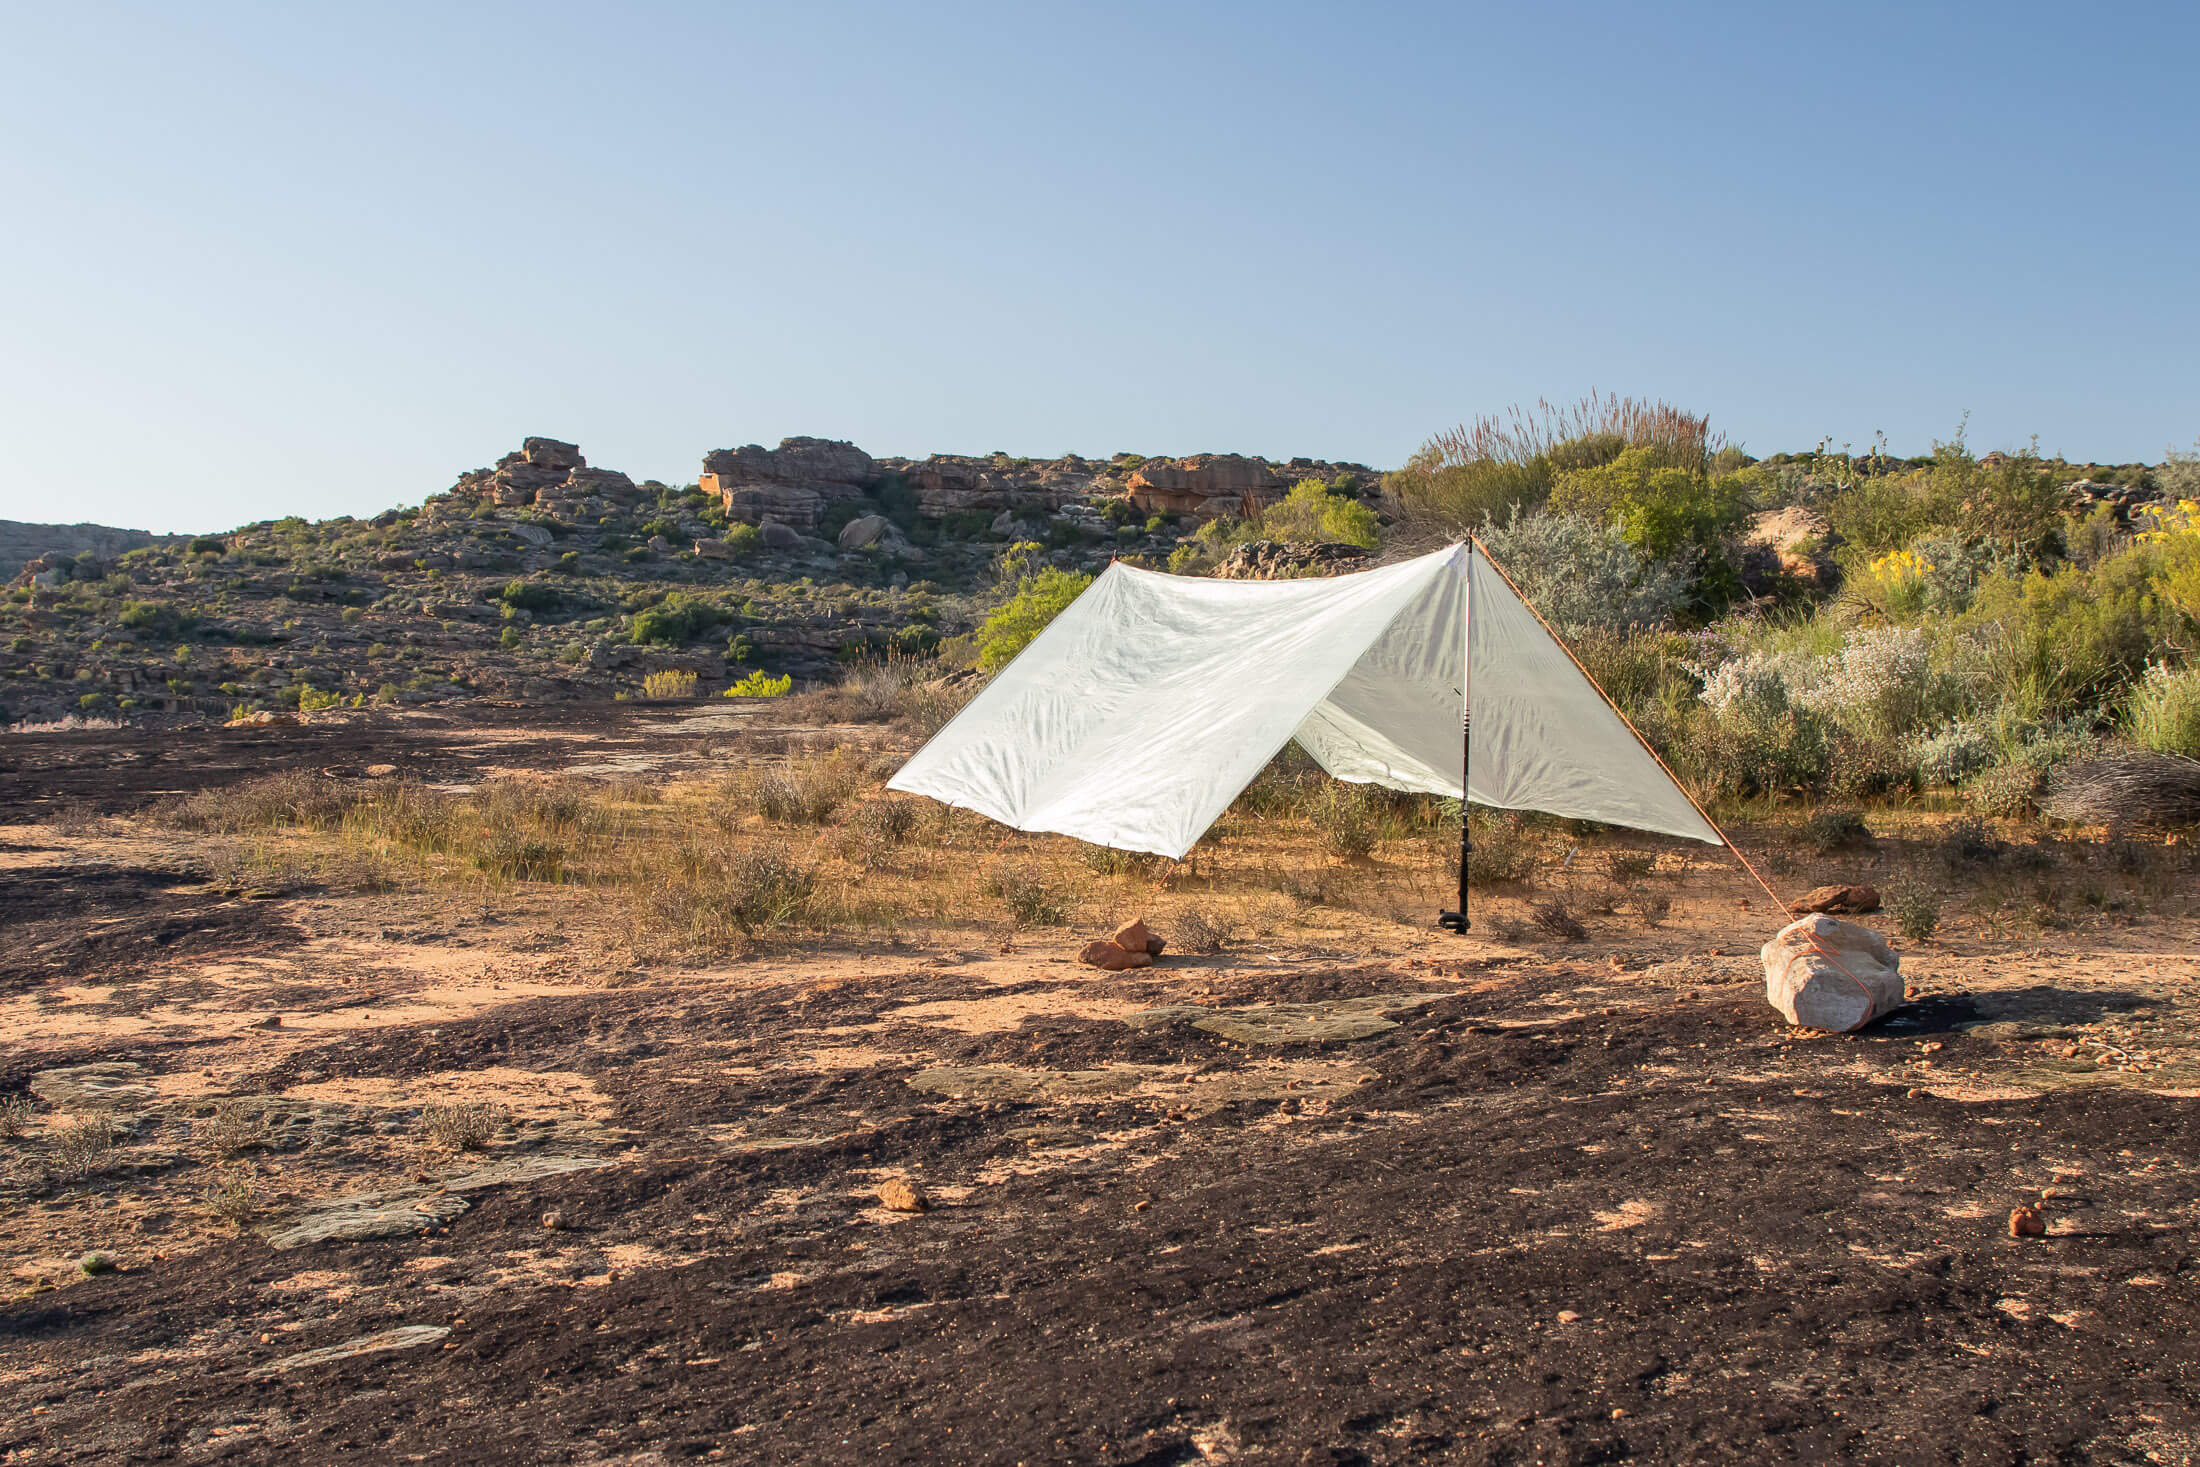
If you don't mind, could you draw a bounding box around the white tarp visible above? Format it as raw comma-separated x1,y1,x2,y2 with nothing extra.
888,542,1720,857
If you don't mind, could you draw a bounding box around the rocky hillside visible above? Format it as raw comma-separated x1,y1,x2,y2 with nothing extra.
0,436,1374,724
0,520,187,572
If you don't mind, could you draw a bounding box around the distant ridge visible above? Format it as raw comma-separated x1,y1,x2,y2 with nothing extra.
0,519,191,572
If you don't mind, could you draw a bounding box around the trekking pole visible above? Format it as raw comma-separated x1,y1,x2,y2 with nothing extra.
1439,706,1471,932
1440,543,1472,933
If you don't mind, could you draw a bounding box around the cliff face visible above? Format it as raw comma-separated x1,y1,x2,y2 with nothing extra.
0,520,188,573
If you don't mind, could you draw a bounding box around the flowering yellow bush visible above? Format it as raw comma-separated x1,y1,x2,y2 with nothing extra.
2134,498,2200,544
723,670,793,698
1867,548,1932,581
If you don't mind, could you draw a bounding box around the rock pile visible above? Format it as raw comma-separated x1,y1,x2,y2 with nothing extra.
2064,478,2170,525
1210,541,1371,580
1078,918,1167,971
445,437,640,514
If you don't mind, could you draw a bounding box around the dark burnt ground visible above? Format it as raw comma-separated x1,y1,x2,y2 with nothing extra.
0,865,306,1005
0,702,687,818
5,964,2196,1467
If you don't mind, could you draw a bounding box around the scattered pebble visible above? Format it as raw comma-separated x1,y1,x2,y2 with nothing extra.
77,1251,115,1276
541,1210,566,1230
1556,1310,1581,1324
2009,1206,2046,1238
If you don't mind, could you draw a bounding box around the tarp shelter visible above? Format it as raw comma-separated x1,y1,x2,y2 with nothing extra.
888,542,1721,860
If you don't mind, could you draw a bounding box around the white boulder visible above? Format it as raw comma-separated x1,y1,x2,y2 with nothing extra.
1761,914,1903,1032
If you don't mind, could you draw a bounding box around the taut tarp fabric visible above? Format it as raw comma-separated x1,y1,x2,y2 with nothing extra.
888,544,1719,858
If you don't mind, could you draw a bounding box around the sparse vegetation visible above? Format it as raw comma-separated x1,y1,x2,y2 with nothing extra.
420,1102,508,1152
641,668,699,700
1886,879,1943,942
49,1113,123,1180
985,862,1069,926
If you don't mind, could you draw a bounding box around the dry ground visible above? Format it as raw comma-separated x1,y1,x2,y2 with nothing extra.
1,705,2196,1466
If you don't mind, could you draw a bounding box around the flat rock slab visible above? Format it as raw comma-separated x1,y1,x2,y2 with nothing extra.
1129,992,1456,1046
267,1191,474,1249
29,1062,155,1112
267,1154,611,1248
907,1065,1164,1101
435,1153,613,1192
247,1325,449,1378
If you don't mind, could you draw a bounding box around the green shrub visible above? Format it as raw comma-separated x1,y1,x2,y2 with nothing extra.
975,567,1093,672
628,592,724,645
1964,763,2041,817
1311,785,1383,858
500,580,562,613
2123,661,2200,757
1474,507,1689,634
1547,447,1752,565
1804,808,1872,853
1259,479,1382,548
118,600,194,638
188,536,227,556
1463,809,1539,885
1886,880,1942,942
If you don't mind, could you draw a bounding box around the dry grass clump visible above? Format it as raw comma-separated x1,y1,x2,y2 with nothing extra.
49,1113,124,1180
729,749,865,826
420,1102,508,1152
1174,907,1227,954
636,838,825,951
1939,816,2004,868
1530,899,1587,941
984,862,1069,926
162,770,361,832
194,1099,270,1157
0,1093,33,1139
2042,750,2200,833
604,773,663,804
779,653,982,736
1462,811,1540,887
1078,843,1170,879
830,798,921,871
201,1168,260,1228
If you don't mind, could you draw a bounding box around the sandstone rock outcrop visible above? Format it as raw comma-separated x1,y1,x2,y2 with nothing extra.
702,438,878,530
1742,506,1840,592
1125,455,1286,518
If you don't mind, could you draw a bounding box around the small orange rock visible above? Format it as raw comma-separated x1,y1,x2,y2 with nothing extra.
1110,918,1165,955
1077,940,1152,971
877,1179,929,1213
2008,1205,2045,1238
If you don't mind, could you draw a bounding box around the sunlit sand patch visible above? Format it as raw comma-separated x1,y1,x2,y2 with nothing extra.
886,989,1149,1033
281,1066,610,1121
1593,1199,1666,1231
266,1269,361,1299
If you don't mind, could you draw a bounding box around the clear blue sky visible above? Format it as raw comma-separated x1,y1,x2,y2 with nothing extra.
2,2,2195,533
